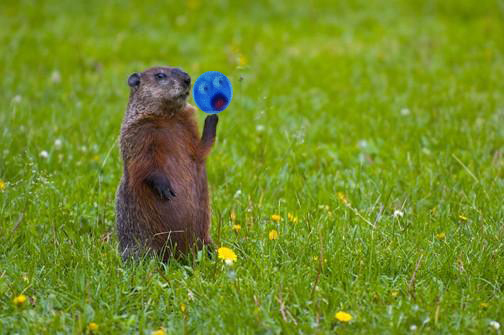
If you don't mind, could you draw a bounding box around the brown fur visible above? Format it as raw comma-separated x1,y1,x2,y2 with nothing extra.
116,67,217,261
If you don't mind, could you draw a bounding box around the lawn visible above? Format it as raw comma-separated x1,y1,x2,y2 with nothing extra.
1,0,503,334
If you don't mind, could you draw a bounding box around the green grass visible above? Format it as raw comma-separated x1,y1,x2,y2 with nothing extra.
1,0,503,333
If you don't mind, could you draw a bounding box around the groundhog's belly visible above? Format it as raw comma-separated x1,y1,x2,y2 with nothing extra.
151,158,208,251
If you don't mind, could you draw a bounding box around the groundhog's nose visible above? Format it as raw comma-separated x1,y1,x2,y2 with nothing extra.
172,68,191,87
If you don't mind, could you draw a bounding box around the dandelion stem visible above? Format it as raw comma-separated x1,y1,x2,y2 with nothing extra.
408,254,423,300
452,154,479,183
346,203,375,228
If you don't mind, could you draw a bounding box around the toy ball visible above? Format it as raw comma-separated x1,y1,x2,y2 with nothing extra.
193,71,233,114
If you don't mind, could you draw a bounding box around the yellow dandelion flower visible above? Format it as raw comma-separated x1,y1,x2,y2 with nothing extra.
238,54,248,66
180,303,186,313
337,192,349,205
232,224,241,233
318,204,331,212
268,229,279,240
230,210,236,221
312,256,327,264
335,311,352,322
0,179,5,191
287,213,298,223
92,155,100,162
391,290,399,298
217,247,237,264
271,214,281,222
13,294,27,306
152,328,166,335
87,322,98,332
436,232,446,240
480,302,490,309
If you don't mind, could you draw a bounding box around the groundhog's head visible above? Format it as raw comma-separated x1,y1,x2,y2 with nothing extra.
127,66,191,113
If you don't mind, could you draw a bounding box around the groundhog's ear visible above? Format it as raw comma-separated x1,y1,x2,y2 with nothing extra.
128,73,140,88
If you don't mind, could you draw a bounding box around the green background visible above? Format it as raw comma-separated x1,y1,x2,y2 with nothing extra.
1,0,503,333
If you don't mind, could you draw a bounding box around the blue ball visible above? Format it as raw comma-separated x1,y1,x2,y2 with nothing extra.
192,71,233,114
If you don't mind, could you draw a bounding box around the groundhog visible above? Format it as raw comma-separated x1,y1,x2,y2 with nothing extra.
116,66,218,261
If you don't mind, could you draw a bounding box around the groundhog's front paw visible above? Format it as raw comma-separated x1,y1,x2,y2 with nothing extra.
145,173,176,201
204,114,219,129
153,183,176,201
202,114,218,142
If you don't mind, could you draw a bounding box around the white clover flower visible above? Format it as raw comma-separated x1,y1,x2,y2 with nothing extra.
489,321,500,330
54,138,63,149
13,95,22,104
39,150,49,159
357,140,368,149
393,210,404,218
50,70,61,84
409,324,417,331
400,108,411,116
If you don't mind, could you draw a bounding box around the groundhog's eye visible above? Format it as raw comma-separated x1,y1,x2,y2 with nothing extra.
213,76,224,88
155,73,167,80
198,83,209,94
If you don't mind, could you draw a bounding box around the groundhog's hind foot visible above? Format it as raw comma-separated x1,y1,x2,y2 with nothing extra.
120,245,142,262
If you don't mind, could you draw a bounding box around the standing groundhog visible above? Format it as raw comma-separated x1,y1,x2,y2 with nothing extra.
116,66,218,261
